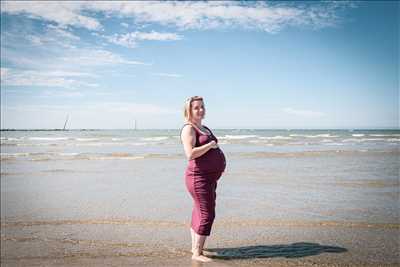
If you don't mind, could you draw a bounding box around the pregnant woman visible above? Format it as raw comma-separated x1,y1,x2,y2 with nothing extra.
180,96,226,262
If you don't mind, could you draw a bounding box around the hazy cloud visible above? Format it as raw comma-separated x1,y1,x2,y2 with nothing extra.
1,68,98,88
283,107,326,118
151,72,182,78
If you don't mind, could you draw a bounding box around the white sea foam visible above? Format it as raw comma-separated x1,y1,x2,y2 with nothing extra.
316,134,339,138
323,143,344,146
75,138,100,142
343,138,386,143
343,138,361,142
58,153,80,156
141,137,169,141
289,134,338,138
1,152,31,157
74,142,121,146
220,135,258,140
89,156,145,160
352,134,365,137
1,137,25,142
370,134,400,137
29,137,69,141
259,136,292,140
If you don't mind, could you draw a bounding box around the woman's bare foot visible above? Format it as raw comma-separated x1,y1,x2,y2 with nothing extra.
191,254,213,262
191,249,218,256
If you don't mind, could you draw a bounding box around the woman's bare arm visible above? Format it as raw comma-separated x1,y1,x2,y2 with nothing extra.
181,125,217,160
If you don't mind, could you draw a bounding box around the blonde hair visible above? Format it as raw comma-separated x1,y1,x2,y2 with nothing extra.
183,96,204,122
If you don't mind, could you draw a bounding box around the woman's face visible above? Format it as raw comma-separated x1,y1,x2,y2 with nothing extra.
191,100,205,121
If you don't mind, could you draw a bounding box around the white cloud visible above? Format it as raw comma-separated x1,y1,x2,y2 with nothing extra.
1,1,101,30
283,107,325,118
2,28,150,69
59,48,151,66
105,31,183,48
121,22,129,28
42,70,98,78
39,90,84,98
1,1,354,33
1,68,98,88
151,72,182,78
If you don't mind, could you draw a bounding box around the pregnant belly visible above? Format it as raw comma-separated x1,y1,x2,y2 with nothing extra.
192,148,226,173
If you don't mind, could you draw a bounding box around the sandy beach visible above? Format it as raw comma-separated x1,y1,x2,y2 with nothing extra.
1,218,399,266
1,129,399,266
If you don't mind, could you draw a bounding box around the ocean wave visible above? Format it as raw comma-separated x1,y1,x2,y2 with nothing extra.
259,136,292,140
9,141,151,147
28,137,70,141
370,134,400,137
237,149,399,158
322,143,345,146
141,137,169,141
1,152,31,158
75,138,101,142
352,134,365,137
220,135,258,140
74,142,123,146
2,137,23,141
342,138,387,143
1,152,180,161
289,134,338,138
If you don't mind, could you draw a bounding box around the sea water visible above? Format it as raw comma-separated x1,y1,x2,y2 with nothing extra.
1,129,399,225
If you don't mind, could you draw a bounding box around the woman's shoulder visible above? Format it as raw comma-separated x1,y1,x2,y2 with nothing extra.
181,123,197,135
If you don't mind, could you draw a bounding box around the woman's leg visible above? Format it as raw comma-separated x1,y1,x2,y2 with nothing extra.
192,232,212,262
190,227,195,252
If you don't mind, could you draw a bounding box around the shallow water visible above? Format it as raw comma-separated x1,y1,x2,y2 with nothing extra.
1,129,399,224
1,129,399,266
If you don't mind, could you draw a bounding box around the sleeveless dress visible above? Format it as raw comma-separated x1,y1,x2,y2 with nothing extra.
182,124,226,236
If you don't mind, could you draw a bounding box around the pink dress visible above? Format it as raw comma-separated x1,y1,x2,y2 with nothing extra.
183,124,226,236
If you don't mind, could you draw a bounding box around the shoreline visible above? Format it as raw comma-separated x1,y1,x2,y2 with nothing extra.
2,218,399,229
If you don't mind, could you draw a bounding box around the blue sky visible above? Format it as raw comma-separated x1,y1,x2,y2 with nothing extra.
0,1,398,129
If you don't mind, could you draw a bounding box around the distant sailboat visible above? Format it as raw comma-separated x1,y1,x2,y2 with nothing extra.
133,119,137,130
63,115,69,130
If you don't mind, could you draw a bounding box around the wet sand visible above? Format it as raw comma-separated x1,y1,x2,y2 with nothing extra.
1,218,399,266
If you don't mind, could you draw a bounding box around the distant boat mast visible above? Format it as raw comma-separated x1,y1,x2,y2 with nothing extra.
133,119,137,130
63,115,69,130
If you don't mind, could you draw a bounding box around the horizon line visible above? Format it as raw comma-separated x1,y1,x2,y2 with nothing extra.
1,127,399,131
